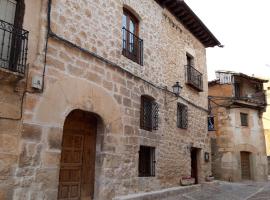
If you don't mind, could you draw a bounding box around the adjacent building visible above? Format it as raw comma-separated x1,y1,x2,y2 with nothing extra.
263,79,270,173
209,71,268,182
0,0,220,199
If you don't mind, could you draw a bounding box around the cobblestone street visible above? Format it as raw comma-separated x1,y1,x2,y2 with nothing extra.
174,179,270,200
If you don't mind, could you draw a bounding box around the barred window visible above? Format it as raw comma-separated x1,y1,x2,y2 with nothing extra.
139,146,155,177
140,96,159,131
177,103,188,129
240,113,248,126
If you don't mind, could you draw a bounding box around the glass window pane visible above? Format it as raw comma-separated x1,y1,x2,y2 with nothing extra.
122,14,127,29
129,20,135,33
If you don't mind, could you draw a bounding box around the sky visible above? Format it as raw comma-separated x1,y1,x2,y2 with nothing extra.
186,0,270,80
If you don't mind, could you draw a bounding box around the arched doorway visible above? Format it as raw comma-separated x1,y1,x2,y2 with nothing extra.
58,110,98,200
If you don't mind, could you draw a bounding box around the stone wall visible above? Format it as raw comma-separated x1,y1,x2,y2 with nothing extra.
0,0,212,199
263,80,270,156
209,105,268,182
268,157,270,175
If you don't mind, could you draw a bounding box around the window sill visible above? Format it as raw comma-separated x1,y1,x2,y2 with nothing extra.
0,67,24,83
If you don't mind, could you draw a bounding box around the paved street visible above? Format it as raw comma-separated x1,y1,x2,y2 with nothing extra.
168,179,270,200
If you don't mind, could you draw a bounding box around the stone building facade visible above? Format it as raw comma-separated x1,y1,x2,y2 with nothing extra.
0,0,220,199
209,71,268,182
263,79,270,174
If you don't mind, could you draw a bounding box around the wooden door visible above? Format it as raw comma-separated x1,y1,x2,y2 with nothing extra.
191,148,198,184
58,110,97,200
241,152,251,180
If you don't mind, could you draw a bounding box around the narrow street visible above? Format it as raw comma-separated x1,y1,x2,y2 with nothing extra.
173,179,270,200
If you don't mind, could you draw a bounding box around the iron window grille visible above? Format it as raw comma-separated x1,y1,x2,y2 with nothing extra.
240,113,248,126
138,146,155,177
122,27,143,65
0,19,28,74
185,65,203,91
177,103,188,129
140,96,159,131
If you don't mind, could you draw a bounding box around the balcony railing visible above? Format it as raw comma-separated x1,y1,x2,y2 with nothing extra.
234,92,267,106
0,19,29,75
122,27,143,65
185,65,203,91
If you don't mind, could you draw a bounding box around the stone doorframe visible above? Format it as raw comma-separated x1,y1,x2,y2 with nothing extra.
17,77,123,199
234,144,257,181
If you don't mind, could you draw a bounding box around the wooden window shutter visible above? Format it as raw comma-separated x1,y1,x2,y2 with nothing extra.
14,0,25,28
152,102,159,130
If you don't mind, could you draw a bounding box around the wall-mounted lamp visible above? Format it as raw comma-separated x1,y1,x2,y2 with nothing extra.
172,82,182,97
165,82,183,105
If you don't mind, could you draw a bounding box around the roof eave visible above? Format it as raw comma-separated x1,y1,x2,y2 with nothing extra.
155,0,221,48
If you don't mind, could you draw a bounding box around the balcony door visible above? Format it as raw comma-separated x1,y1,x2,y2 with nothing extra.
0,0,25,72
0,0,17,23
0,0,17,65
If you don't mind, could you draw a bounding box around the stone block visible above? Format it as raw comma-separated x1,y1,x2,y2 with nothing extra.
0,119,20,135
47,56,65,71
0,134,19,153
47,127,62,150
24,94,39,112
21,123,42,142
67,64,84,76
103,80,113,90
0,153,17,179
16,167,35,177
84,71,102,84
114,94,122,104
18,143,42,168
43,151,61,168
35,168,59,190
124,125,134,136
120,87,131,97
44,190,58,200
123,98,132,107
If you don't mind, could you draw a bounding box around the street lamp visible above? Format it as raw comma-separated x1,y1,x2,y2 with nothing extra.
172,82,182,97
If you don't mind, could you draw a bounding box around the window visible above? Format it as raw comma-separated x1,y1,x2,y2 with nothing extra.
186,54,194,66
177,103,188,129
235,83,240,98
240,113,248,126
122,8,143,65
208,116,214,131
0,0,27,74
185,54,203,91
140,96,159,131
139,146,155,177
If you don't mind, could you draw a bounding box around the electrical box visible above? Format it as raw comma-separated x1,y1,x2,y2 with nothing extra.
31,75,43,90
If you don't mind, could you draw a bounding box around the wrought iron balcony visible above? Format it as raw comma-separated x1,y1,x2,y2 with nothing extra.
0,19,29,75
185,65,203,91
122,27,143,65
